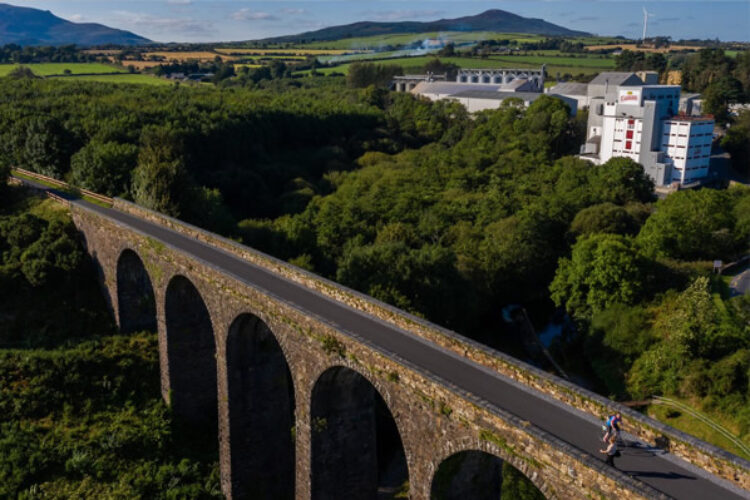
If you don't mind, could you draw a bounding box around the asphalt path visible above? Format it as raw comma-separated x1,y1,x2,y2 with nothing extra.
730,270,750,297
58,189,750,499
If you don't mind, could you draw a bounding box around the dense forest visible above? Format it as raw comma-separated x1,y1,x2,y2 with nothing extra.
0,189,221,497
1,63,749,476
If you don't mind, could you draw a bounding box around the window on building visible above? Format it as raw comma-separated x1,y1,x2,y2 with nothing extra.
625,140,632,150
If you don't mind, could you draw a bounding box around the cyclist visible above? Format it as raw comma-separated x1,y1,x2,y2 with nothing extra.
602,412,622,443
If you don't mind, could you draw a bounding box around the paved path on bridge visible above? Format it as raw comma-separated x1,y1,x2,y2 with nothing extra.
47,185,750,499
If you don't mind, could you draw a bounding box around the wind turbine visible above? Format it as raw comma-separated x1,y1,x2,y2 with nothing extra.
641,7,654,42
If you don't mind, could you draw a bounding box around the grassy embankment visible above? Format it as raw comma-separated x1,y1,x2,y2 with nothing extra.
646,396,750,460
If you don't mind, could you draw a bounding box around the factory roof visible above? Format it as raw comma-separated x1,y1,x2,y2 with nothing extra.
411,81,506,95
547,82,588,96
589,72,643,87
449,90,552,101
411,80,538,96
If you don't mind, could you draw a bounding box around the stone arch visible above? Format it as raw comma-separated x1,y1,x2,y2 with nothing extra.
431,450,503,499
226,313,295,500
165,274,217,429
310,365,409,499
116,249,156,334
430,439,551,499
482,74,491,84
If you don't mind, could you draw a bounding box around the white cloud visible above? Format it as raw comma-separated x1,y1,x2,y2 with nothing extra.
69,14,84,22
281,8,306,16
166,0,192,4
231,8,277,21
112,10,211,36
366,10,444,22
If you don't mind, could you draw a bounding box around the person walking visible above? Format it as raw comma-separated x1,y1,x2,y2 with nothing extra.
600,435,619,467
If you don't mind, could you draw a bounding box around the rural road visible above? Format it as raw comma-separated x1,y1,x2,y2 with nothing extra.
18,177,750,500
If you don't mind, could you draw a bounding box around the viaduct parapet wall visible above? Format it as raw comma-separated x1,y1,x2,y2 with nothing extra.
109,197,750,493
68,200,670,500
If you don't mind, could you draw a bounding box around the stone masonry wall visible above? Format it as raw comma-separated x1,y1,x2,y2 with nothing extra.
112,197,750,492
68,202,673,500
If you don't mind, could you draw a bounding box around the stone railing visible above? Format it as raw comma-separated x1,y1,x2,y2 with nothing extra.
11,168,113,206
111,197,750,492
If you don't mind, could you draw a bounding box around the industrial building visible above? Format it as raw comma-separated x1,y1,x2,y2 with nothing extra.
398,66,577,115
578,73,715,186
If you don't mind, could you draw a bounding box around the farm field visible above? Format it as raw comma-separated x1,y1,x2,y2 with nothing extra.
308,54,612,77
585,43,703,53
49,73,172,86
119,60,167,70
143,51,237,62
0,62,124,76
488,54,615,68
215,48,361,55
304,32,546,50
302,32,625,50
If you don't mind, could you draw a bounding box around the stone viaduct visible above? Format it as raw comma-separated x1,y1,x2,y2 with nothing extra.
29,183,746,500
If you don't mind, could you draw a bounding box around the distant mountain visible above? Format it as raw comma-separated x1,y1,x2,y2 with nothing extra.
260,9,590,44
0,3,150,46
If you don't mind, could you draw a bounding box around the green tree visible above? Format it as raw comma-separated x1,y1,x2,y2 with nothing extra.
131,127,189,216
550,234,652,319
721,110,750,175
12,115,72,178
703,76,743,124
70,141,138,197
569,202,638,237
500,461,545,500
6,65,38,79
588,157,654,205
636,189,741,261
346,62,403,88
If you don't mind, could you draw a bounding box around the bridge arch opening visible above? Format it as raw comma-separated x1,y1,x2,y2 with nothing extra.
116,249,156,334
311,366,408,499
226,313,295,500
431,450,545,500
165,275,217,430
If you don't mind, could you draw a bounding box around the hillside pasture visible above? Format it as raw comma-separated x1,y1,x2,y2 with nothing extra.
489,54,615,69
304,31,547,50
0,62,125,77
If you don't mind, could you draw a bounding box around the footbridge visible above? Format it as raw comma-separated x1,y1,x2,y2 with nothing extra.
13,173,750,500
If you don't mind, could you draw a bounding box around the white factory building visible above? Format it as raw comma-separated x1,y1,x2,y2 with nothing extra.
578,73,715,186
401,66,577,116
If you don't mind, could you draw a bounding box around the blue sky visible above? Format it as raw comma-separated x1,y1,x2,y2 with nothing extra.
7,1,750,43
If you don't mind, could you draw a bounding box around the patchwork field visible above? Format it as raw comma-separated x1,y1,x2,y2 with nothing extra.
48,74,172,86
585,43,703,53
0,62,125,76
303,32,624,50
215,48,361,55
307,54,613,77
143,51,237,62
